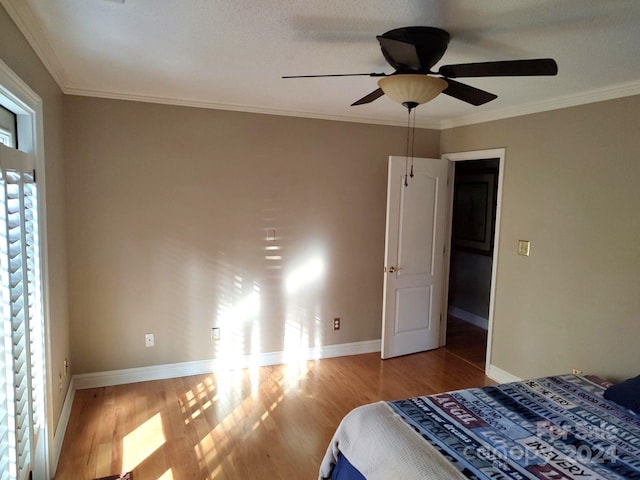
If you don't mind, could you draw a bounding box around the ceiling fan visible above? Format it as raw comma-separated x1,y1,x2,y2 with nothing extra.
284,26,558,107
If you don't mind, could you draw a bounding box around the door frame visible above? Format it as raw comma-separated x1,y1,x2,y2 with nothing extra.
440,148,506,371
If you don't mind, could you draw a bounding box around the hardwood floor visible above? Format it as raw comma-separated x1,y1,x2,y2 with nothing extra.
444,315,488,370
54,349,491,480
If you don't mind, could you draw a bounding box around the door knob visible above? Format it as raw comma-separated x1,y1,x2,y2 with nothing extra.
388,266,400,273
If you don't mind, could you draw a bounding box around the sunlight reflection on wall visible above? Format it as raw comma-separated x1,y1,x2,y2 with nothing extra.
284,257,325,295
215,278,261,364
210,227,327,369
283,253,326,364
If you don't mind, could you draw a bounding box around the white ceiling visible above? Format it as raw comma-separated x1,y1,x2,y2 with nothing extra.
3,0,640,128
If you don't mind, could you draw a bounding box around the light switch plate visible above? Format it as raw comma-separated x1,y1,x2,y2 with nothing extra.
518,240,530,256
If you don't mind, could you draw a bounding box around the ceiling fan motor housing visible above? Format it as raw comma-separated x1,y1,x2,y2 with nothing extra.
379,26,450,72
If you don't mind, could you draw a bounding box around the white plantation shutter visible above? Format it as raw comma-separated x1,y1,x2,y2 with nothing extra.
0,226,11,480
25,176,44,476
0,141,43,480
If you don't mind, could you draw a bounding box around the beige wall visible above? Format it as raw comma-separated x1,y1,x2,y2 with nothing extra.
0,4,70,440
441,97,640,382
63,94,640,382
64,96,440,374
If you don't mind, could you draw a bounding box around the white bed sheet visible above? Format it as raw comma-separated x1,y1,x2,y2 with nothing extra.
319,401,466,480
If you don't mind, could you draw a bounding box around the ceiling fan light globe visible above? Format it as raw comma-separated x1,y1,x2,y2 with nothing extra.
378,75,448,106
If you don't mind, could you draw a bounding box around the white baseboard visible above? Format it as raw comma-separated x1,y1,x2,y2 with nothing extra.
448,306,488,330
51,339,380,474
486,364,522,384
52,376,76,473
72,339,381,389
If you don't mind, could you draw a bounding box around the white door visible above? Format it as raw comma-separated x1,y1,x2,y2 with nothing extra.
381,156,450,359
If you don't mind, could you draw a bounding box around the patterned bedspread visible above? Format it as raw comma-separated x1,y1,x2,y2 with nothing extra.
389,375,640,480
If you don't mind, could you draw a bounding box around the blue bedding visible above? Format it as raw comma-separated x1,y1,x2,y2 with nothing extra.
389,374,640,479
324,374,640,480
330,453,366,480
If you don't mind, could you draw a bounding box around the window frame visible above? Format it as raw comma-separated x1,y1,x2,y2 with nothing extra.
0,105,17,148
0,58,51,480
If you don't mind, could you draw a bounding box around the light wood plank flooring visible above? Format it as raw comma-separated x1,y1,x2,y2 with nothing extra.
445,315,488,370
54,348,491,480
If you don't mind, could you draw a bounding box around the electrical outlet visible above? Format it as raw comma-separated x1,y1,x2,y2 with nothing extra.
211,327,221,341
64,358,69,377
333,318,340,331
145,333,155,347
572,368,583,375
518,240,531,256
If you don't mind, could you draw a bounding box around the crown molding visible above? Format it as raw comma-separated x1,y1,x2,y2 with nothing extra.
1,0,69,89
64,80,640,132
63,85,444,130
439,80,640,129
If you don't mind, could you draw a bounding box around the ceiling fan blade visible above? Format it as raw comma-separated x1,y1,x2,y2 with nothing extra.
442,79,497,106
351,88,385,106
282,72,387,79
439,58,558,78
376,36,422,71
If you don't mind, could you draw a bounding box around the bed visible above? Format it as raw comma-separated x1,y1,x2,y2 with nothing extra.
319,374,640,480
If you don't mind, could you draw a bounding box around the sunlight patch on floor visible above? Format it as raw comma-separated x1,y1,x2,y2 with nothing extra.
122,412,165,472
181,377,217,425
194,428,221,473
189,361,315,475
158,468,174,480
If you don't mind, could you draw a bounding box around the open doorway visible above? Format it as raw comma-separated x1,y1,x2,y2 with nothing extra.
444,157,500,370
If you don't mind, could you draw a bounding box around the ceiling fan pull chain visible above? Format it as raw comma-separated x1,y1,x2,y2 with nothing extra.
404,107,411,186
409,107,416,178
